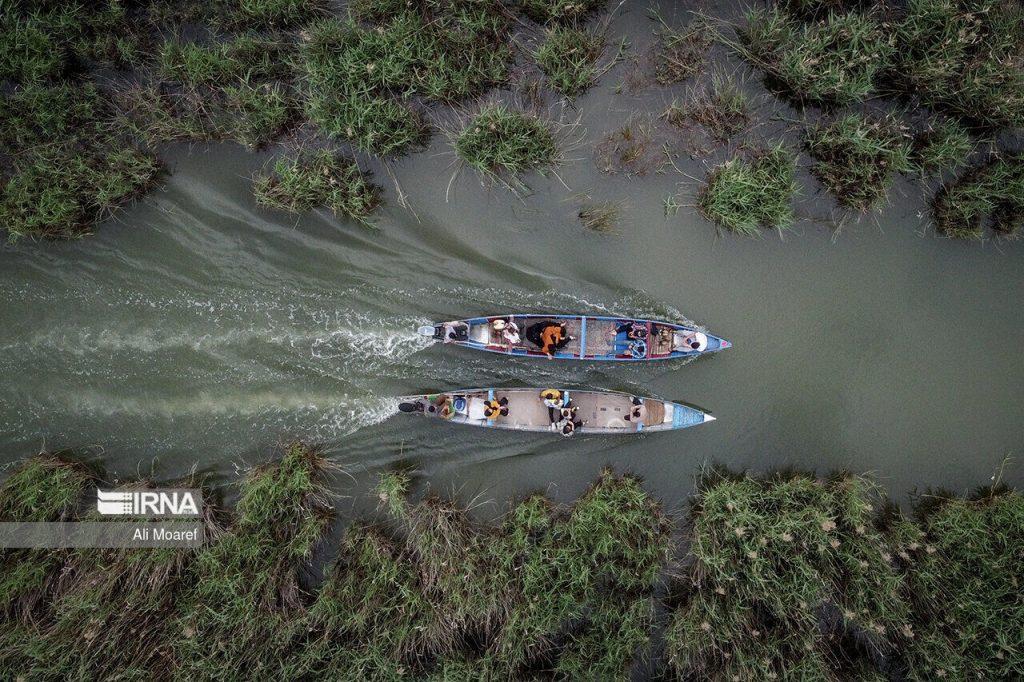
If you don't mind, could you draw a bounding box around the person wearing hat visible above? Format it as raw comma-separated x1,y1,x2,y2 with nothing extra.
678,331,708,352
491,317,520,346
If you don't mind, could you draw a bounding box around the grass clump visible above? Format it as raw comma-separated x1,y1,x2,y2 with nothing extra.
892,0,1024,129
594,114,662,176
253,151,382,221
804,113,913,211
522,0,606,24
172,443,333,678
224,80,294,148
0,7,76,83
301,3,511,156
932,155,1024,239
578,201,621,233
651,12,713,86
535,25,606,97
742,8,895,106
234,0,329,28
698,144,798,235
454,104,559,183
664,73,752,143
893,488,1024,679
158,35,289,87
0,455,90,634
910,117,973,176
666,471,911,680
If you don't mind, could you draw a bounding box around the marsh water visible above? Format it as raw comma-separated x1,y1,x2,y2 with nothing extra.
1,6,1022,514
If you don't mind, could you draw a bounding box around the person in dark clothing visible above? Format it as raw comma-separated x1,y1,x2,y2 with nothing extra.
526,321,574,357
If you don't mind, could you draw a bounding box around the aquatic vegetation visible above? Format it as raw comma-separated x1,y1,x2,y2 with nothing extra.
454,104,560,183
0,83,162,241
892,488,1024,679
535,25,606,97
594,114,661,176
663,73,752,143
578,201,622,233
158,35,290,87
804,113,913,211
0,448,1021,678
301,2,511,155
910,117,973,176
892,0,1024,129
741,8,894,106
253,151,382,221
666,470,912,679
651,12,714,85
235,0,329,28
224,80,295,149
522,0,607,24
699,144,798,235
932,155,1024,239
173,443,334,678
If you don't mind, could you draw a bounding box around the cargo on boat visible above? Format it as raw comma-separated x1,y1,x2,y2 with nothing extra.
397,388,714,435
419,314,730,360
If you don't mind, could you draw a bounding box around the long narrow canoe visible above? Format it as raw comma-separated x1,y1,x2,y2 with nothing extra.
397,388,714,434
418,314,730,361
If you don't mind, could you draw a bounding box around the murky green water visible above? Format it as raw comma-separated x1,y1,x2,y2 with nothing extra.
1,6,1021,512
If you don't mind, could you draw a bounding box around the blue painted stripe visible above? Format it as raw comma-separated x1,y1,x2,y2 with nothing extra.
579,317,587,358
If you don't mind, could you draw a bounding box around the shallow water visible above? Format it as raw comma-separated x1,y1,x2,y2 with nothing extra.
1,4,1021,513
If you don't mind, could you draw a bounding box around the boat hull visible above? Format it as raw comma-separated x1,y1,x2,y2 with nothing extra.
397,388,714,434
422,314,730,361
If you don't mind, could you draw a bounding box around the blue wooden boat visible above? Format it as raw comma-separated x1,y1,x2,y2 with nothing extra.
418,314,730,360
397,388,714,435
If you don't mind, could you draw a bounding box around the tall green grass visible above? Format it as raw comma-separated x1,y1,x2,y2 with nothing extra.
453,104,560,185
253,150,382,221
699,144,799,235
301,2,510,155
932,155,1024,239
535,25,606,97
804,113,913,211
892,0,1024,129
0,449,1021,678
741,8,894,105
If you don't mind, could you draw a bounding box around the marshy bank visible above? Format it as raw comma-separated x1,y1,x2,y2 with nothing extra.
2,444,1021,680
2,0,1021,243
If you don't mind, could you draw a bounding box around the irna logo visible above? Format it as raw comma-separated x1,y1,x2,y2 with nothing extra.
96,489,202,517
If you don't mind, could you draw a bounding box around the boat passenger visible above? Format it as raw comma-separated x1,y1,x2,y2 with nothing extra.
623,397,644,422
679,331,708,352
527,321,574,357
540,388,563,408
491,318,520,346
560,419,584,437
617,322,648,340
442,322,470,343
483,396,509,418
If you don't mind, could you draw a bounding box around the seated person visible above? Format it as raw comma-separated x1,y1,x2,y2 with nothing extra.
559,419,584,437
483,396,509,418
678,331,708,352
549,402,578,425
442,322,470,343
623,396,644,422
540,388,563,408
526,321,574,357
491,318,520,345
616,322,648,340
